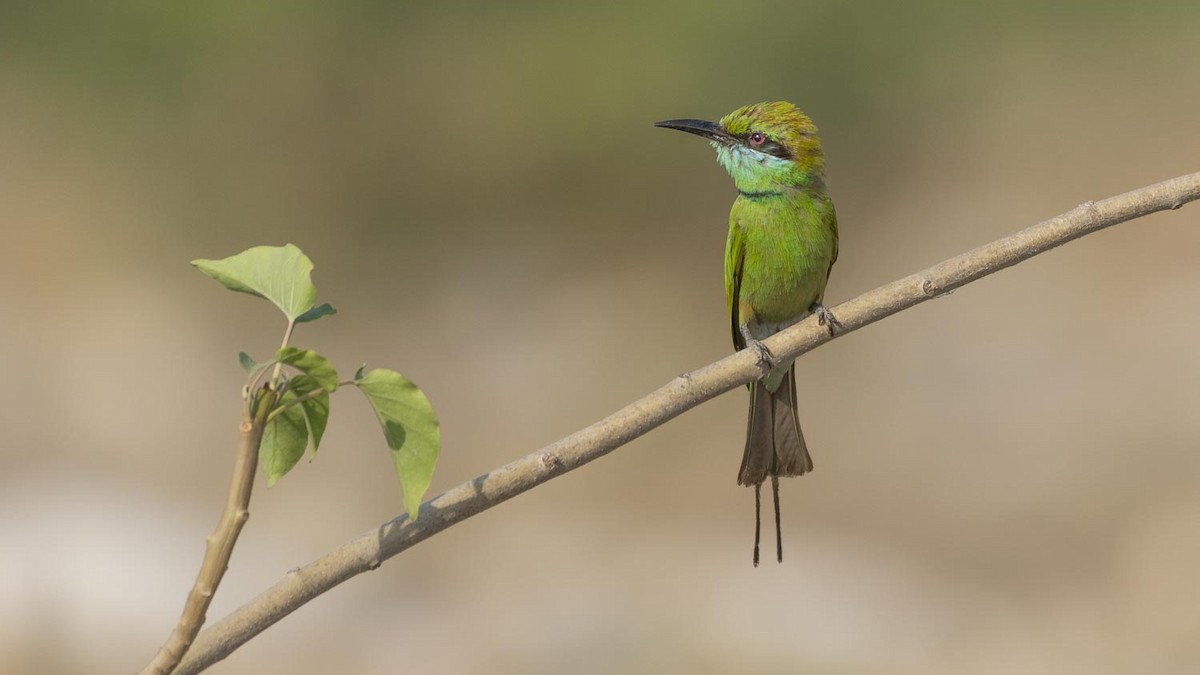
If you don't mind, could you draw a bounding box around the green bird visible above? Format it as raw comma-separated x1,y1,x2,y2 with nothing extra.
656,101,839,566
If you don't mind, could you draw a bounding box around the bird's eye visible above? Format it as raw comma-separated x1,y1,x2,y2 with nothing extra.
749,132,766,146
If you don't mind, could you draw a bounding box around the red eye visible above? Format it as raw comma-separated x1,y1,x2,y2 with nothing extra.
749,132,765,146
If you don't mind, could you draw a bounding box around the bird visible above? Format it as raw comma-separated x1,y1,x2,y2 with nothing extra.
656,101,839,565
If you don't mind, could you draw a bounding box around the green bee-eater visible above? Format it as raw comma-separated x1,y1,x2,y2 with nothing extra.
656,101,839,565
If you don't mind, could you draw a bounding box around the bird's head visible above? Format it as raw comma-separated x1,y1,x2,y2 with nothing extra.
656,101,825,194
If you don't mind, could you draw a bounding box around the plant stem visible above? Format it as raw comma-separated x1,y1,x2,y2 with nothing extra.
140,390,275,675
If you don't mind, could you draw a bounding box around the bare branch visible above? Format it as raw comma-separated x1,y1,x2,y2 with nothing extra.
176,172,1200,674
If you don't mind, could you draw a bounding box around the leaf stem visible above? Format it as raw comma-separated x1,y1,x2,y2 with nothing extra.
265,380,356,423
268,320,297,390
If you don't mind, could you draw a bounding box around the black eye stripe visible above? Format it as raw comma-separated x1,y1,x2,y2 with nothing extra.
762,140,784,154
757,139,792,159
737,131,792,159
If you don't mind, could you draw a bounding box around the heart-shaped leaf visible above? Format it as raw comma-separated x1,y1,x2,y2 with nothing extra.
193,244,317,321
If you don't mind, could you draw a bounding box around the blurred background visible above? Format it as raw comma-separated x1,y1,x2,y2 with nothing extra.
2,2,1198,673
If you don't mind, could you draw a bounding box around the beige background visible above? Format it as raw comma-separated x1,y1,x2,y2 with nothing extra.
2,3,1198,673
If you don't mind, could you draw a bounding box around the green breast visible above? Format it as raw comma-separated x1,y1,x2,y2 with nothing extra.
730,191,837,325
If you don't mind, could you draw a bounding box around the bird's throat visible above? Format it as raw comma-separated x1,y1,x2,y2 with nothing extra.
714,143,815,194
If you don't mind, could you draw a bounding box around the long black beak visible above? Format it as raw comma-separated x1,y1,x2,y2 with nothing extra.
654,118,735,144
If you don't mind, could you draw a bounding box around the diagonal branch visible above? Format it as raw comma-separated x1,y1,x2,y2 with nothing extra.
176,171,1200,674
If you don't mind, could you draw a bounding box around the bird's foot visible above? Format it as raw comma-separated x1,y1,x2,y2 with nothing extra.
739,324,779,373
744,337,779,372
810,302,843,337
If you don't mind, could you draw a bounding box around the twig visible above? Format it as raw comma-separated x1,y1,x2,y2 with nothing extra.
142,391,276,675
175,172,1200,674
266,379,358,422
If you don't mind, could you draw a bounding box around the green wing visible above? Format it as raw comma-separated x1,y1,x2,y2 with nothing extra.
826,205,839,287
725,218,746,350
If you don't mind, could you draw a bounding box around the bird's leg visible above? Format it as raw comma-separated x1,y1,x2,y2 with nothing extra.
740,324,779,372
810,301,843,337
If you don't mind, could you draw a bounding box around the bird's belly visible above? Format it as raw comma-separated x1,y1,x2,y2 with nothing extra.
740,244,830,339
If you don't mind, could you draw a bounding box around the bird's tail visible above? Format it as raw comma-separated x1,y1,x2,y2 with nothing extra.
738,366,812,565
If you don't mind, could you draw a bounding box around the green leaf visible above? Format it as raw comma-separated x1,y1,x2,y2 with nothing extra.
356,369,440,519
288,374,330,452
295,303,336,324
260,392,309,487
276,347,339,392
354,364,366,381
192,244,317,321
238,352,257,374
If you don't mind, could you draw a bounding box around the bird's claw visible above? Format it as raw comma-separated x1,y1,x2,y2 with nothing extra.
810,302,842,336
745,338,779,372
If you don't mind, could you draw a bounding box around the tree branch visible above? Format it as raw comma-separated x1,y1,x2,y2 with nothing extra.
175,171,1200,674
